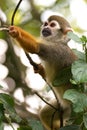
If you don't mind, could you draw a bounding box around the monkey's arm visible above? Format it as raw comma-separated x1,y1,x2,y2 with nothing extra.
9,26,39,53
9,26,54,59
9,26,46,78
9,26,76,63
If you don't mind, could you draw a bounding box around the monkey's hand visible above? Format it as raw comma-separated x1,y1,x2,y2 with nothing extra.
34,63,46,79
9,26,19,38
9,26,39,53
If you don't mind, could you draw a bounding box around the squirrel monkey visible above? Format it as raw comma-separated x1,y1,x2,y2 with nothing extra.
9,15,77,130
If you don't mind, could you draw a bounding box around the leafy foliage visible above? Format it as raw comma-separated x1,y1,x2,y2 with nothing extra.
17,126,32,130
63,89,87,112
29,119,44,130
53,31,87,129
62,32,87,129
59,125,81,130
72,60,87,83
83,112,87,129
0,93,21,123
67,31,82,43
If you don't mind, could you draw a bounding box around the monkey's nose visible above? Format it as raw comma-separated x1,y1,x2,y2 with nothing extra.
42,28,52,37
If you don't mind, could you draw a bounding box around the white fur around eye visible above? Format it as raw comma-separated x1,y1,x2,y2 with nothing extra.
50,20,61,29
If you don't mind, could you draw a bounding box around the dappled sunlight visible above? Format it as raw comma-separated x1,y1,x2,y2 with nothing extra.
4,123,19,130
25,67,45,91
70,0,87,30
0,39,8,55
4,77,16,92
26,95,44,114
0,0,87,129
0,64,8,80
34,0,56,7
14,88,24,103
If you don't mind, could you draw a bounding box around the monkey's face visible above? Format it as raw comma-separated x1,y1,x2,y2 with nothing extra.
41,20,63,42
41,15,72,43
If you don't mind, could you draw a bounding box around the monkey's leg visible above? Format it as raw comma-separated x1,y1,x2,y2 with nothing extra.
39,100,61,130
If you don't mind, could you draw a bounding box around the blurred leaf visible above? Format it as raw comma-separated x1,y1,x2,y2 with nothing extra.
0,85,3,89
72,49,85,61
29,119,44,130
83,112,87,128
52,67,72,87
0,93,14,107
56,0,70,7
70,79,77,85
23,20,41,37
7,9,22,24
0,103,4,121
0,93,21,123
0,121,4,130
0,0,15,11
59,125,81,130
72,60,87,83
80,35,87,43
67,32,82,43
17,126,32,130
71,112,83,125
63,89,87,112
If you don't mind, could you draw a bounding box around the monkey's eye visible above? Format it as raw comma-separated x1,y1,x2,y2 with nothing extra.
44,22,48,26
50,22,56,27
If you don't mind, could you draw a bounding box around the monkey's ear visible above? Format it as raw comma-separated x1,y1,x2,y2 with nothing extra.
63,27,73,34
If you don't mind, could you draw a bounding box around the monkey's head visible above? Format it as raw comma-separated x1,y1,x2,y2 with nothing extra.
41,15,72,43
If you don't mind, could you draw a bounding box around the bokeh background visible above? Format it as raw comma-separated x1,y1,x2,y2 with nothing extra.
0,0,87,129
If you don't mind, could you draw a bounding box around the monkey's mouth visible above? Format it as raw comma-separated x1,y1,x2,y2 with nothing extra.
42,28,52,37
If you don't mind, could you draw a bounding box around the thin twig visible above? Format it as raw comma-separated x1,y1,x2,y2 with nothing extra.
35,91,57,110
0,27,9,31
51,110,58,130
46,81,64,128
11,0,22,25
46,81,59,108
59,105,63,127
25,52,39,70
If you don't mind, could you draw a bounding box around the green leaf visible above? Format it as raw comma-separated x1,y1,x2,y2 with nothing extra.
72,60,87,83
17,126,32,130
83,112,87,128
72,49,85,61
67,32,82,43
29,119,44,130
0,93,21,123
0,85,3,89
80,35,87,43
59,125,81,130
70,79,77,85
0,122,4,130
63,89,87,112
52,67,72,87
0,93,14,107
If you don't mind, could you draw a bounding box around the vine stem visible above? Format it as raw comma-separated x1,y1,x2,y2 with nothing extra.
35,91,57,110
11,0,22,25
